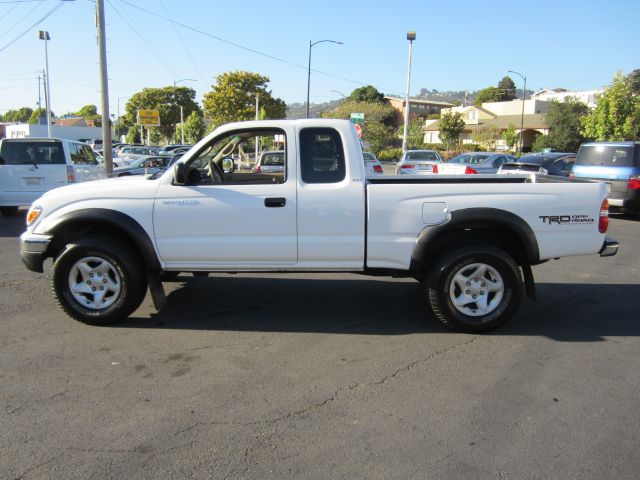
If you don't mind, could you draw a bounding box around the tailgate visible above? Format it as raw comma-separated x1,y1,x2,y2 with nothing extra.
0,164,68,193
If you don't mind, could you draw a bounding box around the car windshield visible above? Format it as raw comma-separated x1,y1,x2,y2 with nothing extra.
0,141,66,165
363,152,377,162
576,145,636,167
261,152,284,166
449,154,490,165
406,151,439,161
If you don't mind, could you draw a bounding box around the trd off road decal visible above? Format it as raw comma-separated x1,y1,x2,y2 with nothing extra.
539,215,595,225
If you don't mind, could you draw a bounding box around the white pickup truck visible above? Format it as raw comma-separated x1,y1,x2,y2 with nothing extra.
20,119,618,332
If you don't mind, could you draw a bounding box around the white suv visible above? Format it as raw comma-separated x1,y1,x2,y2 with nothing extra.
0,138,106,216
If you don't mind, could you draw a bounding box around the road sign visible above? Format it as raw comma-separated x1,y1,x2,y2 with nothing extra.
350,112,365,124
354,123,363,139
137,109,160,126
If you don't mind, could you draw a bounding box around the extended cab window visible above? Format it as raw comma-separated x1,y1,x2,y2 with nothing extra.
185,129,286,185
299,128,346,184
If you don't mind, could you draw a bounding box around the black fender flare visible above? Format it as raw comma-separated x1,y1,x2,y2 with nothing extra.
43,208,161,271
410,207,540,273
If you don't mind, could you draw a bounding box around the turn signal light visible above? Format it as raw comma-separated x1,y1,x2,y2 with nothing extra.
629,175,640,190
465,166,478,174
66,166,76,183
598,198,609,233
26,206,42,226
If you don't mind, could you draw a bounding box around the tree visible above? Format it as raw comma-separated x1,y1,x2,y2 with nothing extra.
28,108,47,125
202,71,286,127
497,76,517,101
122,86,201,142
74,104,102,126
178,111,206,144
347,85,385,103
581,71,640,141
629,69,640,96
542,98,589,151
474,87,500,105
126,125,141,144
397,118,425,149
3,107,33,123
472,124,500,149
363,122,395,153
438,111,465,148
502,124,518,149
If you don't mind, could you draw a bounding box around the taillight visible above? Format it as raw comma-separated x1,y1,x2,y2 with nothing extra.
432,164,439,173
400,164,415,169
373,165,383,173
629,175,640,190
599,198,609,233
66,166,76,183
254,166,262,173
464,166,478,174
568,173,575,180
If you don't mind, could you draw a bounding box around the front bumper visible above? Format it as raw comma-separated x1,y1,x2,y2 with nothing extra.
599,237,619,257
20,231,52,273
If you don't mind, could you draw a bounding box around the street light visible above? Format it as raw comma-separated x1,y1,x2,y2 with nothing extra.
174,78,196,144
402,31,416,153
38,30,52,138
508,70,527,154
306,39,343,118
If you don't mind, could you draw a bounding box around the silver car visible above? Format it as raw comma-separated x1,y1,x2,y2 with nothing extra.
253,150,285,174
363,152,384,175
396,150,443,174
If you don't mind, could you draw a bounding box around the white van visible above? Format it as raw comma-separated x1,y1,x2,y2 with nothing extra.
0,138,106,216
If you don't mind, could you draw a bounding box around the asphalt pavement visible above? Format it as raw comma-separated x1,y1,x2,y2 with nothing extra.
1,211,639,479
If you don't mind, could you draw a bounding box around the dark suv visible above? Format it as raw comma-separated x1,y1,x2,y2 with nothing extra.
571,142,640,216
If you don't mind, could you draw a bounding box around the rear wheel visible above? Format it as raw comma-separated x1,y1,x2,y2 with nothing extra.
426,244,523,332
0,206,19,217
52,236,147,325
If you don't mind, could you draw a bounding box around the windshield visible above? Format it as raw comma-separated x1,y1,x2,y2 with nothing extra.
363,152,376,162
576,145,636,167
0,141,65,165
406,151,440,161
261,152,284,166
449,154,490,165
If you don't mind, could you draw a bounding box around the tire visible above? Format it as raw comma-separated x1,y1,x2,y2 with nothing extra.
52,236,147,325
426,244,523,332
0,206,19,217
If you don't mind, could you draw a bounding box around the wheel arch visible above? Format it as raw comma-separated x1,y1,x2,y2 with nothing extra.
42,208,161,271
410,207,540,275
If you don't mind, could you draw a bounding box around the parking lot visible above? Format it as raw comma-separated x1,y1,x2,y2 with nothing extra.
1,211,639,479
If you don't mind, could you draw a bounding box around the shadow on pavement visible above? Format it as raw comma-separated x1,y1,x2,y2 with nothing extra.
115,276,640,341
0,210,27,238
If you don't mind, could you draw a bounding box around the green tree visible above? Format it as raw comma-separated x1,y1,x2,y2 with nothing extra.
474,87,500,105
502,124,518,149
28,108,48,125
347,85,385,103
439,111,465,148
122,86,201,142
178,111,206,144
363,122,395,153
202,71,286,127
582,71,640,141
629,69,640,95
126,125,141,144
3,107,34,123
542,98,590,151
497,76,517,101
472,124,500,149
74,104,102,126
532,134,552,152
397,118,425,149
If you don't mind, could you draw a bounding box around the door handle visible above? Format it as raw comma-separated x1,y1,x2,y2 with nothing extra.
264,197,286,208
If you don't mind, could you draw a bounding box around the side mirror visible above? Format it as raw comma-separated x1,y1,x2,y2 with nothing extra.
222,157,235,173
173,162,185,185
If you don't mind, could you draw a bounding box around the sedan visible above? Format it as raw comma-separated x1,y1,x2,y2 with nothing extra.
111,155,173,177
363,152,384,175
498,152,576,177
396,150,443,174
434,153,516,175
253,150,285,174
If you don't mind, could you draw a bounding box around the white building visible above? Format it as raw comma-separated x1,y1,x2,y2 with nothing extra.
4,124,104,141
530,88,603,108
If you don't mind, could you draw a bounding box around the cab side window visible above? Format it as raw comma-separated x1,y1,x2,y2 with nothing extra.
299,128,346,184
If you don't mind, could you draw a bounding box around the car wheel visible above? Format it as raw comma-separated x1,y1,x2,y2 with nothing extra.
0,206,19,217
52,236,147,325
426,244,523,332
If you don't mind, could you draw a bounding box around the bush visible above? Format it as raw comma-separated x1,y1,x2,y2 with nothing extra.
377,148,403,162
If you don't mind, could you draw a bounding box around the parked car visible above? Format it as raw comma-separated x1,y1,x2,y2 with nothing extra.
434,153,516,174
157,144,192,155
253,150,285,174
116,146,159,159
498,152,575,177
0,137,106,216
571,141,640,216
111,155,173,177
363,152,384,175
87,139,103,151
395,150,443,174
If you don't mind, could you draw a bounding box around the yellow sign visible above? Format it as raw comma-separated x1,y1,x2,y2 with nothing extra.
137,109,160,126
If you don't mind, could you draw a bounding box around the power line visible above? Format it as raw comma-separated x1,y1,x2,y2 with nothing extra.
0,1,65,53
0,0,43,41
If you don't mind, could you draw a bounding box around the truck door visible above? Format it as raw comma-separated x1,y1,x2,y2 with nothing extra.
153,126,297,269
295,126,366,269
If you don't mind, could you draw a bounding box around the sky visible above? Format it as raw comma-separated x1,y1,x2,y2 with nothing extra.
0,0,639,117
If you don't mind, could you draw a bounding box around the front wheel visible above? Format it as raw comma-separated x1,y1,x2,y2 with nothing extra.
426,244,523,332
52,236,147,325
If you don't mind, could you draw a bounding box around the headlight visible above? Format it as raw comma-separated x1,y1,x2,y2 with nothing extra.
26,206,42,226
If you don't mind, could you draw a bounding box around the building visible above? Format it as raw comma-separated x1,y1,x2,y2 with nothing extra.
384,96,454,127
423,99,551,151
56,116,97,128
4,124,104,142
530,88,603,108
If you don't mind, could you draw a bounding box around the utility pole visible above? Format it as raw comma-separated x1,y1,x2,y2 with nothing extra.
402,31,416,153
38,31,52,138
96,0,113,174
